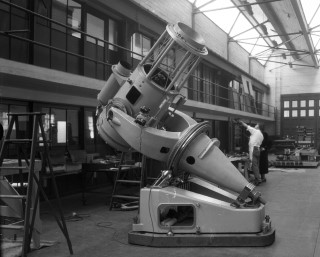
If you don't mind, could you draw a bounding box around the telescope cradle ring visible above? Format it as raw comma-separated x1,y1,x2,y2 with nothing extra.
167,121,210,174
166,23,208,56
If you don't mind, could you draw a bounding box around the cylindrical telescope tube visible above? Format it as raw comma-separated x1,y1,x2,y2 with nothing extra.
97,61,131,106
112,22,208,119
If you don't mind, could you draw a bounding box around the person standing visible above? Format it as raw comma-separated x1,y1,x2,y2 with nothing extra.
237,120,264,185
0,122,3,140
259,131,271,182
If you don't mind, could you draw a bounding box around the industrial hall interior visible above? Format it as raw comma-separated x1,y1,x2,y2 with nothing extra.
1,0,320,256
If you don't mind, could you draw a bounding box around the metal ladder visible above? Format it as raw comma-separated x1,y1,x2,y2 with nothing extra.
0,112,73,256
109,153,146,210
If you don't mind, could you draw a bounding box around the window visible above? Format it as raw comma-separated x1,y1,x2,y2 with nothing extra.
284,101,290,108
308,109,314,117
40,106,79,148
52,0,67,32
309,100,314,107
0,104,8,133
284,110,290,117
67,109,79,145
52,0,81,37
86,13,104,46
108,18,118,51
0,103,29,158
51,108,66,145
254,89,263,114
300,100,306,107
67,0,81,38
292,110,298,117
292,101,298,108
131,33,151,60
84,110,96,148
300,110,306,117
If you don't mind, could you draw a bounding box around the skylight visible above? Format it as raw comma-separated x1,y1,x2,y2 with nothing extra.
301,0,320,62
189,0,320,65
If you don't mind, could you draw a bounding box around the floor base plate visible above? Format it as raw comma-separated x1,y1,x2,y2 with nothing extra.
128,228,275,247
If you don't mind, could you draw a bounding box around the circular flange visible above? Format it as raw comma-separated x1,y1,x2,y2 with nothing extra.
167,121,210,173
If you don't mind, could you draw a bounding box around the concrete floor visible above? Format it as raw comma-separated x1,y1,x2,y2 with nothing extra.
25,164,320,257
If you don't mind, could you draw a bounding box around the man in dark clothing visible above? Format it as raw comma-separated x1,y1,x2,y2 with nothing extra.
0,123,3,140
259,131,272,182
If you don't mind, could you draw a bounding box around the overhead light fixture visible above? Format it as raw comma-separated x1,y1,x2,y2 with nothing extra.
282,53,286,59
288,62,293,68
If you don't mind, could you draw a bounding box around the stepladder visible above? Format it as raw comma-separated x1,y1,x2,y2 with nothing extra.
109,152,146,211
0,112,73,256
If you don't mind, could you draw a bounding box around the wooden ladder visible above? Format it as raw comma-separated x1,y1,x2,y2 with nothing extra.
0,112,73,256
109,153,146,210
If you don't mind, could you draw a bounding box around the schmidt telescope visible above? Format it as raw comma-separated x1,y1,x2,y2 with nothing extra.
96,22,275,247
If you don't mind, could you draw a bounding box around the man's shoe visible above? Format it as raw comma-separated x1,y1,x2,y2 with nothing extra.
261,178,267,183
253,180,261,186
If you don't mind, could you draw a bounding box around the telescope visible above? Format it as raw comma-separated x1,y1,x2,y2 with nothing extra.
96,22,275,247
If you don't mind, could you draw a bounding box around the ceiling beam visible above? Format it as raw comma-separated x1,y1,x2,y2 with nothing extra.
290,0,319,68
193,0,281,14
256,0,299,60
231,0,274,48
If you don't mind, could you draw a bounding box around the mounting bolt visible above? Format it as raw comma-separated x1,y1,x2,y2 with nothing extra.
167,227,174,237
196,226,201,235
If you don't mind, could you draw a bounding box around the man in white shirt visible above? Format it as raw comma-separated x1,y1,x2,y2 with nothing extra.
238,120,264,185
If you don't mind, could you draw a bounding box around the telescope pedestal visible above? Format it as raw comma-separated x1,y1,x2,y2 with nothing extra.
129,186,275,247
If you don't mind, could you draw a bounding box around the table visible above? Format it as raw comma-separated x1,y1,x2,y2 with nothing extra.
81,161,120,205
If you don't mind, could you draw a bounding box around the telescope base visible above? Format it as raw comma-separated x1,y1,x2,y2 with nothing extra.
128,228,275,247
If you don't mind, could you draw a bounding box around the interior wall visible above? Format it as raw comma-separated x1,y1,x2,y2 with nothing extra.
265,57,320,136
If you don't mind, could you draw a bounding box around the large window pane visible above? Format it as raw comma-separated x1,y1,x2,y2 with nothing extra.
86,13,104,47
142,35,151,56
131,33,151,60
67,0,81,38
0,104,8,133
308,109,314,117
84,110,95,146
40,107,50,146
10,105,28,139
309,100,314,107
292,101,298,108
51,108,66,145
292,110,298,117
283,110,290,117
108,18,118,51
67,109,79,145
52,0,67,32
